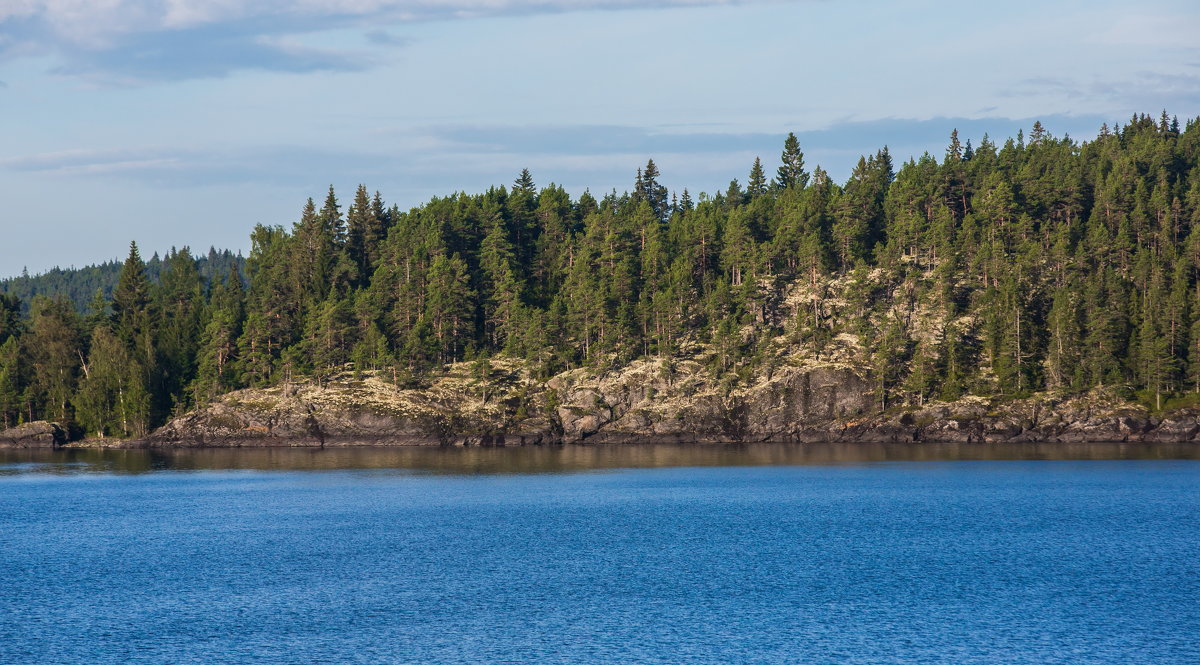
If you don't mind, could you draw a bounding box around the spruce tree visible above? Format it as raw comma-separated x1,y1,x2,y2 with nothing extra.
775,132,809,190
513,168,536,196
112,242,155,367
747,157,767,198
636,159,668,221
345,184,378,287
155,248,203,414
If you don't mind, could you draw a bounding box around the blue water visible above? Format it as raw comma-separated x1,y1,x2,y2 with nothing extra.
2,457,1199,664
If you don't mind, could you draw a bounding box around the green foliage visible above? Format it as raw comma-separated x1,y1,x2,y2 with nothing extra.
191,269,244,405
0,249,242,314
0,337,23,428
26,297,82,424
76,327,150,438
5,113,1200,438
775,132,809,191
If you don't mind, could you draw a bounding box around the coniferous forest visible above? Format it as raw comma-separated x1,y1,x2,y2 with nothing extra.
0,249,244,314
3,113,1200,438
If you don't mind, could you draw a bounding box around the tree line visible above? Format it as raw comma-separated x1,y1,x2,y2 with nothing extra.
0,249,243,314
2,112,1199,436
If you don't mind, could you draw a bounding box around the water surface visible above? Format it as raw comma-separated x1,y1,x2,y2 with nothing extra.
2,444,1198,664
4,440,1199,475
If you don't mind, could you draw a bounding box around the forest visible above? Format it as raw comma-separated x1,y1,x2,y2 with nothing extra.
0,249,243,314
2,112,1199,438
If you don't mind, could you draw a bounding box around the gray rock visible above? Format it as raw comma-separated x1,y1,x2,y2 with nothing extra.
0,421,66,448
132,360,1200,447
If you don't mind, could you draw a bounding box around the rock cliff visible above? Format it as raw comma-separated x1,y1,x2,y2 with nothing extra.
136,357,1200,447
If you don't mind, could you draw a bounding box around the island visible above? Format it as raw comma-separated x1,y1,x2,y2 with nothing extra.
3,114,1200,448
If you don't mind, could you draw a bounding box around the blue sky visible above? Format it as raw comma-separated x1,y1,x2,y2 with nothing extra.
2,0,1199,277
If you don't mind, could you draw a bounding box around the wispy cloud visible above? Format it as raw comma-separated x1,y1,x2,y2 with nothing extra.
0,114,1118,194
428,114,1113,158
1,0,778,83
1,147,191,176
50,24,374,83
0,145,403,186
1005,72,1200,112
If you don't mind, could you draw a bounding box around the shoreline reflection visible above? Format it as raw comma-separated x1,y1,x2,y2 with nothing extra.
2,441,1198,475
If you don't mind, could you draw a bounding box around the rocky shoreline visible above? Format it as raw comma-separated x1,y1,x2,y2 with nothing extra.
0,421,69,448
5,359,1200,449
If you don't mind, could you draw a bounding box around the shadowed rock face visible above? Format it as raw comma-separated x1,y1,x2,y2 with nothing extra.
126,359,1200,448
741,365,876,439
0,421,67,448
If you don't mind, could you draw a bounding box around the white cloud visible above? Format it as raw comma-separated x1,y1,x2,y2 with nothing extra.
5,0,764,48
0,0,776,81
0,146,185,172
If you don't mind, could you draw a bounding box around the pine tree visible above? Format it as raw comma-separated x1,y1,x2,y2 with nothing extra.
747,157,767,198
83,289,110,333
513,168,536,196
0,293,20,344
903,336,939,405
1082,269,1129,387
1044,286,1083,391
155,248,203,414
192,267,244,403
507,172,539,275
424,255,474,363
319,184,355,291
872,318,909,410
236,311,274,387
306,291,354,381
350,290,392,378
775,132,809,190
26,297,82,423
937,320,967,401
563,217,608,362
946,129,963,162
832,171,870,268
5,114,1200,429
291,199,335,306
636,159,669,221
479,211,523,350
76,326,150,437
637,201,670,355
345,184,382,287
530,184,575,305
1137,266,1176,408
721,208,756,288
1187,299,1200,393
112,242,155,370
320,185,345,245
0,337,23,428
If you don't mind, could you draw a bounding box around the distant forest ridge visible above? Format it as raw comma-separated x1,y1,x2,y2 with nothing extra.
2,111,1199,440
0,249,245,313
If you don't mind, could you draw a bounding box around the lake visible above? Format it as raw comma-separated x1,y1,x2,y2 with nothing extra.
2,444,1198,664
